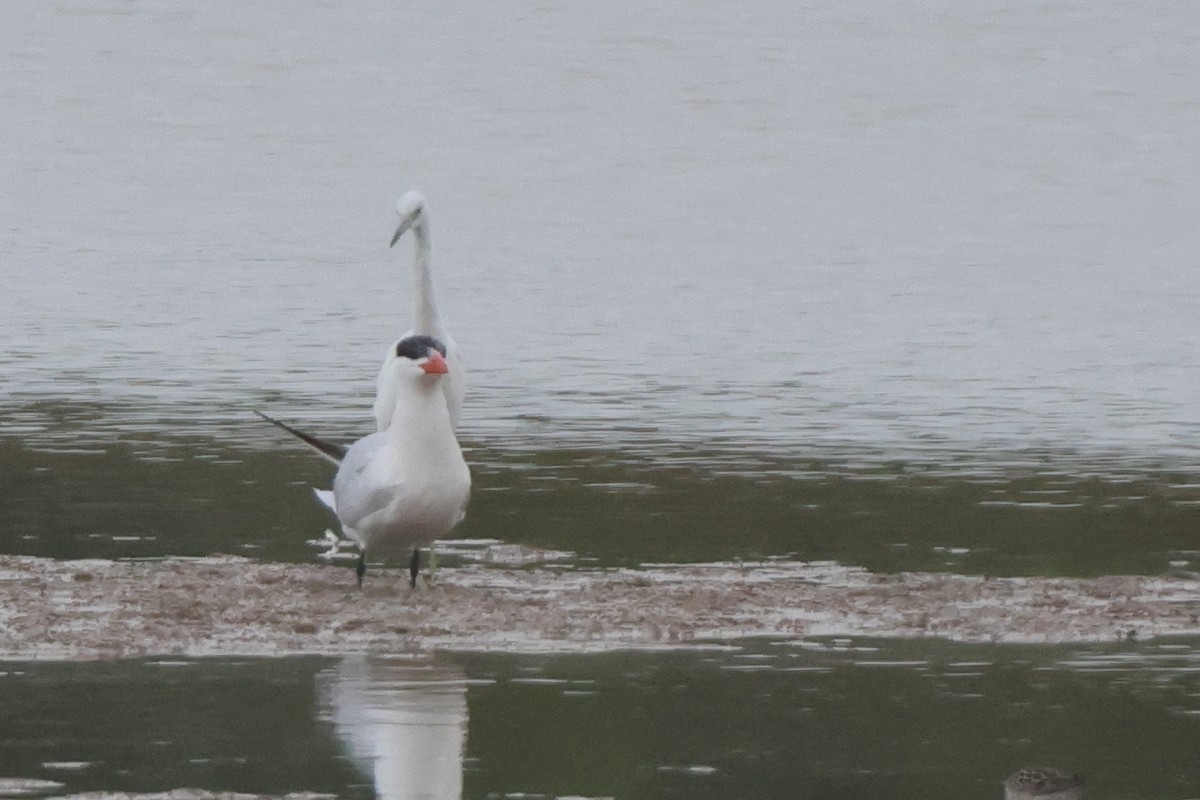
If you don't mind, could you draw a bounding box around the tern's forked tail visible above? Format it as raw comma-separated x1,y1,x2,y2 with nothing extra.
253,410,348,465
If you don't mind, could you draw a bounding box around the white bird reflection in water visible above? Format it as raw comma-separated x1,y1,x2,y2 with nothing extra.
320,656,469,800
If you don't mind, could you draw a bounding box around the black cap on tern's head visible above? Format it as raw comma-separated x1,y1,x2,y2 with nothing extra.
395,334,447,359
395,334,449,375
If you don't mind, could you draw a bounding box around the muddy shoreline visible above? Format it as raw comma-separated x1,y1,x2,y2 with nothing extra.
1,555,1198,661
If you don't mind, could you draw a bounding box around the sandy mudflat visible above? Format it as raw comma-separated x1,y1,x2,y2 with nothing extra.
0,555,1198,660
0,787,334,800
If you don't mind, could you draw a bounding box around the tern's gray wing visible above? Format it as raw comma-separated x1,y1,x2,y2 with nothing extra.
332,433,406,531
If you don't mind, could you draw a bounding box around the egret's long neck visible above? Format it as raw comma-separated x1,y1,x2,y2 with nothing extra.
410,223,443,337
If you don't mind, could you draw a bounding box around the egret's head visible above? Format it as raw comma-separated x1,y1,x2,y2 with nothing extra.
390,190,429,247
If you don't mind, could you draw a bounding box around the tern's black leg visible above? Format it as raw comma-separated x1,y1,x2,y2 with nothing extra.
356,551,366,587
409,548,421,588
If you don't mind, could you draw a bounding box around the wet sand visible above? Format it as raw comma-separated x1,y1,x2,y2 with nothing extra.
1,555,1198,660
0,788,333,800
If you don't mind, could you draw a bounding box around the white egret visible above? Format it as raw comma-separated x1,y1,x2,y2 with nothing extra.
374,191,465,433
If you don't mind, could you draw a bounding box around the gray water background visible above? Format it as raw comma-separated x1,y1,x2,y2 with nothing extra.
3,1,1199,462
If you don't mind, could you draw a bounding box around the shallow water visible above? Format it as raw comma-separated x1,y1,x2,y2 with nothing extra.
3,0,1200,794
2,641,1200,800
4,430,1200,579
2,0,1200,576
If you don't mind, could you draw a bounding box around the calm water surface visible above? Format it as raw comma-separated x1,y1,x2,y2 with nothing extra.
3,1,1200,462
3,1,1200,796
2,641,1200,800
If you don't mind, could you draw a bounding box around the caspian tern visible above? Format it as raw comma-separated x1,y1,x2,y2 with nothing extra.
374,191,465,433
258,335,471,587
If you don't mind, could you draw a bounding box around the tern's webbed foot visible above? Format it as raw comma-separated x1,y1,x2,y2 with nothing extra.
356,552,366,587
